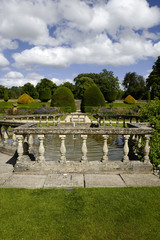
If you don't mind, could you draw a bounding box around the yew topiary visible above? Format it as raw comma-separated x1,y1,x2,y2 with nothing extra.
124,95,136,104
51,86,76,112
81,85,105,112
17,93,34,104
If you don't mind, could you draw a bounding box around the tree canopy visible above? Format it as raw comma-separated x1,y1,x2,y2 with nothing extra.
146,56,160,99
22,83,38,99
122,72,146,99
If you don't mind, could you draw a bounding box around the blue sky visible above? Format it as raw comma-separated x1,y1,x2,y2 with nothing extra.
0,0,160,88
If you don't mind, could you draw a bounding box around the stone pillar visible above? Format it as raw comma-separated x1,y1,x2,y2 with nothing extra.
0,125,2,143
3,126,8,145
12,133,17,146
33,117,35,123
16,135,24,162
59,135,66,163
28,134,34,152
38,135,45,162
144,135,151,163
81,135,87,162
103,117,105,126
138,136,142,148
39,116,42,127
116,118,119,127
46,116,49,126
123,135,130,162
102,135,109,162
123,118,125,128
53,116,55,126
109,118,112,126
58,116,60,125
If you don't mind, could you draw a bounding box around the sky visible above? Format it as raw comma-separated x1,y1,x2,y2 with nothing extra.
0,0,160,88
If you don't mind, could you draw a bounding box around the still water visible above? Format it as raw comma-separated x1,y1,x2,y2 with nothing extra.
42,134,124,162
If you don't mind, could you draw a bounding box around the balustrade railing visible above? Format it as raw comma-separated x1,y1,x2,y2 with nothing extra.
0,114,154,173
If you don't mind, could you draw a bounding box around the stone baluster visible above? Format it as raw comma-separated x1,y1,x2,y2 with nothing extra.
144,135,151,163
123,135,130,162
138,136,142,148
28,134,34,152
116,118,119,127
3,126,8,145
33,117,35,123
39,116,42,127
46,115,49,126
81,135,87,162
38,135,45,162
71,115,73,124
103,117,105,126
102,135,109,162
109,118,112,126
12,117,15,122
78,115,80,124
12,133,17,146
16,135,24,162
53,116,55,126
59,135,66,163
57,116,60,125
91,114,93,124
123,118,125,128
84,115,87,124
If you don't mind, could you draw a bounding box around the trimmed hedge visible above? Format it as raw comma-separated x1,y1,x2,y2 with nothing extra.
39,88,51,102
124,95,136,104
17,93,34,104
51,86,76,113
81,85,105,112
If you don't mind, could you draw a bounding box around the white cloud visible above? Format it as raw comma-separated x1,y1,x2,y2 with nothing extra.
0,53,9,66
0,71,44,87
51,77,73,86
0,0,160,77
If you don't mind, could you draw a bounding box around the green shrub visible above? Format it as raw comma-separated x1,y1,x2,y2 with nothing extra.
81,85,105,112
39,88,51,102
51,86,76,113
124,95,136,104
4,89,9,102
105,90,117,103
17,93,34,104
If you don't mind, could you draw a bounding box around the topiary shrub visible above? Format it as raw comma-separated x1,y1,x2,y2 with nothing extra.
81,85,105,112
51,86,76,113
4,89,9,102
17,93,34,104
124,95,136,104
39,88,51,102
105,90,117,103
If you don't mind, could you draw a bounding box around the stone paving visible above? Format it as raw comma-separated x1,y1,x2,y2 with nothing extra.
0,152,160,189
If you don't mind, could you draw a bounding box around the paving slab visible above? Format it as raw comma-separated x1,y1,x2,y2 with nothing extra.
121,174,160,187
44,173,84,188
0,173,13,185
85,174,126,187
1,174,47,189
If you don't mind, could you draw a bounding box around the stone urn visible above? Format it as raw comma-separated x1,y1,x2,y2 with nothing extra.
12,103,18,114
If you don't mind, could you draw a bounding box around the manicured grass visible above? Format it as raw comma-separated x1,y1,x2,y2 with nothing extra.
105,102,145,109
0,187,160,240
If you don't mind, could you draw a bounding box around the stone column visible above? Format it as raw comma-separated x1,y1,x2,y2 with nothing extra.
138,136,142,148
81,135,87,162
103,117,105,126
28,134,34,152
57,116,60,125
46,116,49,126
16,135,24,162
12,133,17,146
39,116,42,127
144,135,151,163
3,126,8,145
102,135,109,162
38,135,45,162
123,135,130,162
33,117,35,123
109,118,112,126
59,135,66,163
53,116,55,126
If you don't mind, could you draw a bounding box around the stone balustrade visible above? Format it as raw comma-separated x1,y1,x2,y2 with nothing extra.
0,113,140,127
0,115,154,174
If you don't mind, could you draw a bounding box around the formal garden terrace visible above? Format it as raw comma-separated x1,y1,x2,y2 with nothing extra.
0,113,154,174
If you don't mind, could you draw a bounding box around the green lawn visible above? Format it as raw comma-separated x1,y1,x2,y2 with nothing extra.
0,187,160,240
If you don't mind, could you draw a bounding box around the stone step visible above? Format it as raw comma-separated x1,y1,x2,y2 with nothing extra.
0,164,14,173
